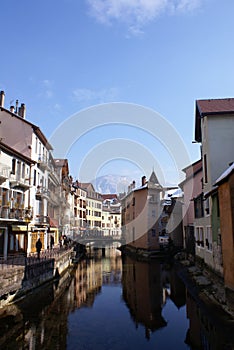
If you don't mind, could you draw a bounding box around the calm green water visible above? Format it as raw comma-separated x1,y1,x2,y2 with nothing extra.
0,247,233,349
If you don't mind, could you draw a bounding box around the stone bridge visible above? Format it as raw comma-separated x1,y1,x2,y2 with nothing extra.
73,232,126,247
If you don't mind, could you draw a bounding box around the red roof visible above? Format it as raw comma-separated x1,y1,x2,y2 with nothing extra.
195,98,234,142
102,194,118,200
197,98,234,115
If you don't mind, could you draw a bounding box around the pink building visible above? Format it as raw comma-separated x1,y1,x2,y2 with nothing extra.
179,159,202,256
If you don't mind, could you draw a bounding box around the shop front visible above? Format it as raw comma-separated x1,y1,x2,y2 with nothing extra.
49,218,59,247
8,224,28,255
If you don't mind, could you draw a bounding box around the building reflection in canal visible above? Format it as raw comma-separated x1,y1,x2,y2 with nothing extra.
0,246,233,349
121,254,186,341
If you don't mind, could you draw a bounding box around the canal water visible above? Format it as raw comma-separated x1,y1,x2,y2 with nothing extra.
0,246,233,350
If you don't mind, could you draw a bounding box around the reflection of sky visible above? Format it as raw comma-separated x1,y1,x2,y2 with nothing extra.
67,285,190,350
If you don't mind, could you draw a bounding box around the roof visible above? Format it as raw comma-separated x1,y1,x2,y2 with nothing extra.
182,158,202,172
197,98,234,115
102,194,118,200
149,170,160,184
195,98,234,142
0,106,53,150
0,141,35,164
179,159,202,187
54,159,68,167
80,182,96,192
215,162,234,185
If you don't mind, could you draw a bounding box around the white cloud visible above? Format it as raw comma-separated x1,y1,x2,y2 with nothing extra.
54,103,61,110
86,0,202,35
42,79,54,98
73,87,119,103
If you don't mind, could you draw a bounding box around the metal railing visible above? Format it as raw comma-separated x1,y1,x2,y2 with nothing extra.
0,208,33,220
0,246,74,270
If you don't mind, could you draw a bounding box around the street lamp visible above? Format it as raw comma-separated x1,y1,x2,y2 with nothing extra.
24,209,32,256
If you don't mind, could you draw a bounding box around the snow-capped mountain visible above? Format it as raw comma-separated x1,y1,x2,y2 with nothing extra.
92,174,136,194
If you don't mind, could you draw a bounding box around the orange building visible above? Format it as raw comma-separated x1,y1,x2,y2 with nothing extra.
215,163,234,296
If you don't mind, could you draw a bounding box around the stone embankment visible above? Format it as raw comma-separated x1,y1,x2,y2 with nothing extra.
0,246,81,308
174,253,234,321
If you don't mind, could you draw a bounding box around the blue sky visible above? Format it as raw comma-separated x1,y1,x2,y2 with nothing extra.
1,0,234,186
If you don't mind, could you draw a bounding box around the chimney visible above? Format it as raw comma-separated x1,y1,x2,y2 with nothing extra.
18,103,26,118
10,105,15,113
142,176,146,186
0,91,5,107
15,99,19,114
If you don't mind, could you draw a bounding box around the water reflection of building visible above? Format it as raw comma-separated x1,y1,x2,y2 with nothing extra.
185,290,234,349
102,247,122,285
122,255,167,339
72,257,102,308
72,247,122,309
0,271,74,349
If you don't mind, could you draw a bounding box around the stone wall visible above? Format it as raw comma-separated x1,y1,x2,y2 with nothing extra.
0,248,74,308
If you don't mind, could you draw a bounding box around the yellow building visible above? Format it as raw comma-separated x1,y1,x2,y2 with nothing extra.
80,183,102,231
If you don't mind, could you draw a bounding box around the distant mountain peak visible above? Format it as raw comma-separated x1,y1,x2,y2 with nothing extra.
92,174,137,194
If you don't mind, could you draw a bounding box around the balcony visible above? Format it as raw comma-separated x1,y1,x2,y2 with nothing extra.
9,174,30,190
49,170,60,185
0,164,10,184
34,215,50,225
38,154,49,170
35,187,50,201
0,208,33,221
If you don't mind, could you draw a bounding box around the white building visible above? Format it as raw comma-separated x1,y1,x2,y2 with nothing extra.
194,98,234,273
0,91,69,255
0,141,33,257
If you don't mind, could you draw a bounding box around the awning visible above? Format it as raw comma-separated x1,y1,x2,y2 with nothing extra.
12,225,27,231
50,218,59,228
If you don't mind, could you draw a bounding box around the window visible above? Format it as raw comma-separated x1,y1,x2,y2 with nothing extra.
195,227,204,247
205,226,212,251
33,169,37,186
194,194,204,218
204,198,210,215
22,163,25,179
35,137,38,153
204,154,208,183
16,161,21,178
12,159,16,175
132,227,135,242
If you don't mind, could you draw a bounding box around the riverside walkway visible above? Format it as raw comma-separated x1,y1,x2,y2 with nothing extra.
0,246,73,269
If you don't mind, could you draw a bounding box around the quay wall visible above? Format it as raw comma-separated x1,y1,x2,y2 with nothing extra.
0,248,75,308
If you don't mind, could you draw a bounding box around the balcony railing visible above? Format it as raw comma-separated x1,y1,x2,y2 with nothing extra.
38,154,49,170
34,215,50,225
9,174,30,189
35,187,50,200
49,170,60,185
0,208,33,221
0,164,10,183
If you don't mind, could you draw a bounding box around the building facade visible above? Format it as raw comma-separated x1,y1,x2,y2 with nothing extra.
194,98,234,273
121,172,164,251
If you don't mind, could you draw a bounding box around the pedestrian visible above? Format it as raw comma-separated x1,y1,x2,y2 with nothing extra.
50,235,54,250
36,237,42,259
